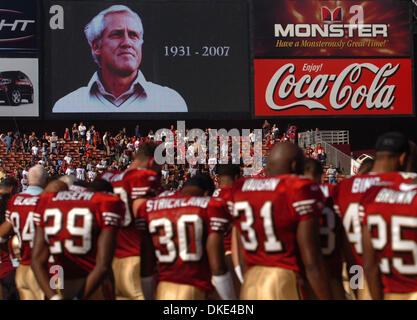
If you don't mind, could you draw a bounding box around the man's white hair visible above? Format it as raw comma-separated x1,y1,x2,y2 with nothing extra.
84,5,144,67
28,165,48,188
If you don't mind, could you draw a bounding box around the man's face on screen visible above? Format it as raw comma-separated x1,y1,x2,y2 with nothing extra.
96,12,143,77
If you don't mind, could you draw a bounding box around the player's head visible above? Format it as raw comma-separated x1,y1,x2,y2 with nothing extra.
405,140,417,173
130,142,161,173
43,179,69,193
85,5,144,75
266,142,305,176
28,165,48,188
303,158,323,183
180,174,215,196
373,132,410,172
87,178,114,193
0,177,19,195
216,164,241,187
357,157,374,175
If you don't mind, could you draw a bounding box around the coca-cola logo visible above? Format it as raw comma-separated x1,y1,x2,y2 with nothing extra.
265,62,399,111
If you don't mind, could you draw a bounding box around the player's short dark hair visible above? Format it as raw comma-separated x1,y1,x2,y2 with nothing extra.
183,173,215,196
87,178,114,193
0,177,19,195
73,180,90,188
135,142,158,161
304,158,323,180
217,164,241,179
375,132,409,155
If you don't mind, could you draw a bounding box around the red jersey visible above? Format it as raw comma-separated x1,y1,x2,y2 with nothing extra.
5,194,40,265
319,183,343,278
212,186,233,252
109,169,160,258
360,183,417,293
231,175,324,273
333,171,417,265
139,195,231,292
33,190,124,278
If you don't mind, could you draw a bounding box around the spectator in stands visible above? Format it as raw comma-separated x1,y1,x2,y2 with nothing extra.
86,125,95,146
65,164,75,176
22,134,29,153
3,132,13,154
135,124,140,139
262,120,271,137
40,143,48,163
29,132,38,149
64,152,73,165
271,123,279,139
71,123,79,142
13,134,21,153
326,164,337,184
78,142,85,162
78,122,87,143
64,128,71,141
87,167,97,182
31,142,39,161
75,166,86,181
49,132,58,154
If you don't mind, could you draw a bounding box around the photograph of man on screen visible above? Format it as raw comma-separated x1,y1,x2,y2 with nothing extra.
52,5,188,113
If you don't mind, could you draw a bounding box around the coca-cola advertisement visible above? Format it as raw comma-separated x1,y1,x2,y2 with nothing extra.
254,59,412,116
254,0,411,57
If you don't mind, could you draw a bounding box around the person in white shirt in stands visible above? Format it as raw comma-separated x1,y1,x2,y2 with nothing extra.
87,167,97,182
31,143,39,161
52,5,187,113
78,122,87,142
65,165,76,176
76,166,86,181
64,152,73,165
20,173,28,192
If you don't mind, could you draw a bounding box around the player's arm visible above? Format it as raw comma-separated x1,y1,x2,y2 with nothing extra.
140,227,156,300
31,227,59,299
297,216,333,300
207,231,236,300
340,222,359,299
0,221,13,242
79,228,117,300
230,226,246,284
361,224,383,300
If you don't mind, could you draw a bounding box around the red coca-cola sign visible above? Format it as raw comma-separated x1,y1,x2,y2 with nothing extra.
254,59,413,116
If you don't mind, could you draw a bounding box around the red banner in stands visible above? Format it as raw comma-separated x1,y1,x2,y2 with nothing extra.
254,58,413,116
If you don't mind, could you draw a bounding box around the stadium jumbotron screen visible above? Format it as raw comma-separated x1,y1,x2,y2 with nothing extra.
42,0,250,120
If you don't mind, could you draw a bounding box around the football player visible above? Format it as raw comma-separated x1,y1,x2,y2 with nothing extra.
333,132,417,299
104,142,161,300
139,174,236,300
304,158,355,299
213,164,246,293
31,184,125,300
0,165,48,300
232,142,332,300
360,178,417,299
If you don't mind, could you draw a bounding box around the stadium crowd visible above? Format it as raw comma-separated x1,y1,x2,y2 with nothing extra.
0,121,301,193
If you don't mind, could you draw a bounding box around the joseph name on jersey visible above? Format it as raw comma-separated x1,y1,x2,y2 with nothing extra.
33,191,124,278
